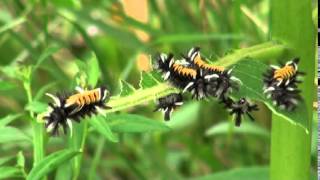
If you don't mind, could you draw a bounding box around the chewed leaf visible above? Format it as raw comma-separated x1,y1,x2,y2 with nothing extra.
231,59,308,131
119,80,136,97
139,71,159,89
150,71,165,83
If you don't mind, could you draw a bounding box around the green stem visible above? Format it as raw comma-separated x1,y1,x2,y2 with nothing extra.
103,42,286,114
88,137,105,180
23,81,45,167
105,84,178,114
71,121,88,180
269,0,315,180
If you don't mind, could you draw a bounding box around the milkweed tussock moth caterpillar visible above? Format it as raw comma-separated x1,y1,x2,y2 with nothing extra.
263,58,304,110
41,86,111,136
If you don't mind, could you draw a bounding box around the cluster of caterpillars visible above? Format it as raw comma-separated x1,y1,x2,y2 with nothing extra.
154,47,259,126
41,48,304,135
154,47,303,126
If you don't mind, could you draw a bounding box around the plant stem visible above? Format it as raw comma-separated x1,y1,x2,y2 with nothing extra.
88,136,105,180
269,0,315,179
103,42,286,115
23,81,45,167
105,83,179,114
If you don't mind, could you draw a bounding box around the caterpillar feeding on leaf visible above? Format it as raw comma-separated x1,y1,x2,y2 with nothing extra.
183,47,241,99
43,86,111,135
263,58,304,110
155,53,213,100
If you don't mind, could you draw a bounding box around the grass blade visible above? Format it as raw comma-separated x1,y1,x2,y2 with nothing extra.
27,149,80,180
89,116,118,142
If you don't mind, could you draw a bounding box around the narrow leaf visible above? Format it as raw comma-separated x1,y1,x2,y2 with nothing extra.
0,156,15,166
25,101,47,114
0,114,22,127
86,53,100,87
33,45,60,71
34,82,57,101
205,122,270,138
27,150,80,180
89,116,118,142
0,166,23,179
0,17,25,35
0,127,31,144
108,114,170,133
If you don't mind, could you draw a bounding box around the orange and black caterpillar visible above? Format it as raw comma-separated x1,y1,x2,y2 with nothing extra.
263,58,304,110
185,47,225,73
155,53,213,100
183,47,241,99
43,86,111,135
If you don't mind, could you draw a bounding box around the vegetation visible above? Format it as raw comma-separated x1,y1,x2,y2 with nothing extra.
0,0,316,180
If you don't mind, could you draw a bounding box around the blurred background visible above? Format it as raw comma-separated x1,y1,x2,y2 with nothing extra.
0,0,317,179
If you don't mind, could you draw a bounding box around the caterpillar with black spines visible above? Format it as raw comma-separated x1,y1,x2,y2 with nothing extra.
220,96,259,126
263,58,304,110
154,93,183,121
155,53,214,100
184,47,241,99
42,86,111,135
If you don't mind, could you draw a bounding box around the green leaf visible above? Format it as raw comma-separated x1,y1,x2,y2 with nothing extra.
191,166,269,180
55,162,72,180
0,156,15,166
33,45,60,71
27,149,80,180
25,101,47,114
164,102,200,129
0,114,21,127
89,116,118,142
86,53,100,87
0,127,31,144
0,81,16,91
0,166,23,179
119,80,136,97
139,71,159,89
108,114,170,133
0,17,25,35
205,121,270,138
232,59,308,130
34,82,57,101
